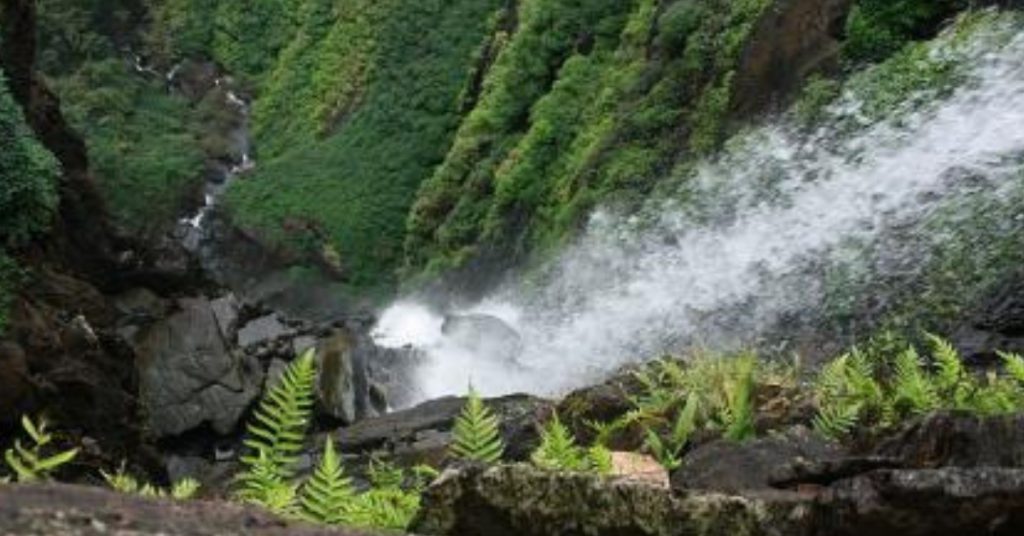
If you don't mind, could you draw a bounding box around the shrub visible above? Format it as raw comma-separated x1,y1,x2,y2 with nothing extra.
843,0,968,63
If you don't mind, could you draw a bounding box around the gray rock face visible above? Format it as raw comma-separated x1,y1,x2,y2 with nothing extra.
874,412,1024,468
132,298,263,437
672,426,844,493
237,314,295,348
412,463,1024,536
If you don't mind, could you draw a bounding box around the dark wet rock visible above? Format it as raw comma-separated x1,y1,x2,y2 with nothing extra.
0,341,32,423
336,394,551,464
411,463,809,536
874,412,1024,469
412,463,1024,536
237,314,295,349
112,288,169,325
815,467,1024,535
672,426,844,493
952,273,1024,364
0,483,381,535
557,378,637,448
441,313,523,365
210,293,241,342
317,329,364,424
132,298,263,437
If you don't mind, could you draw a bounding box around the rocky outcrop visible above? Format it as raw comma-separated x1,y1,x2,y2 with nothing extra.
413,462,1024,536
0,483,384,536
131,297,263,438
733,0,853,115
411,463,806,536
672,426,843,493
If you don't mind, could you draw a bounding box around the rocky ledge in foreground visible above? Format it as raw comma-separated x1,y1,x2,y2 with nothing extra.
412,463,1024,536
0,483,385,536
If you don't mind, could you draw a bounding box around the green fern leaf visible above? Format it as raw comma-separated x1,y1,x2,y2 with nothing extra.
449,387,505,464
531,413,583,471
300,438,356,525
236,350,317,507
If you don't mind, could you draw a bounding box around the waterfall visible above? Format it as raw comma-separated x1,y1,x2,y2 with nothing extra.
374,14,1024,404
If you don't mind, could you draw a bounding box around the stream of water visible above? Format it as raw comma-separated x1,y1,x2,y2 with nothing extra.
374,15,1024,404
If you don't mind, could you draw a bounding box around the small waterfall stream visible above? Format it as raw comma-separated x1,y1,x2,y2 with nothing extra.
374,14,1024,404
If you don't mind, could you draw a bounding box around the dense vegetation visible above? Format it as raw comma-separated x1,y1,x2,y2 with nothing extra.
0,71,60,332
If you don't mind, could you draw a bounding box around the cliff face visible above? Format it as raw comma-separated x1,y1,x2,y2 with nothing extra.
0,0,115,279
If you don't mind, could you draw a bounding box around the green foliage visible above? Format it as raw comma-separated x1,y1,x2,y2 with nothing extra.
643,393,698,470
843,0,968,63
813,335,1024,440
236,350,317,510
0,71,60,249
300,438,356,525
449,387,505,464
53,60,205,239
532,413,612,475
3,416,78,483
217,0,505,291
101,465,201,500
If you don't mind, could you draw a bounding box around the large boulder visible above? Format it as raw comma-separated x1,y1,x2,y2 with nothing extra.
672,426,844,493
411,463,808,536
132,297,263,437
411,463,1024,536
874,412,1024,468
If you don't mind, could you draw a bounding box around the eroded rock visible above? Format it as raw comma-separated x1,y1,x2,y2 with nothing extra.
132,298,263,437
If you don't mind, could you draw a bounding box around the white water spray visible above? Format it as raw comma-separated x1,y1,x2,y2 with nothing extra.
375,15,1024,404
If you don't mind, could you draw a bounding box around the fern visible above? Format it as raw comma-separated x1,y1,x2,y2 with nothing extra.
236,349,316,509
346,458,423,531
927,333,971,407
300,438,356,525
532,414,583,471
892,346,940,415
449,387,504,464
586,445,613,476
813,400,862,440
4,416,78,482
1001,352,1024,386
723,356,757,442
102,465,200,500
643,392,698,470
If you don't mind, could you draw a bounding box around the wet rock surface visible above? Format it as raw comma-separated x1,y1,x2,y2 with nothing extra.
0,483,385,536
131,297,263,438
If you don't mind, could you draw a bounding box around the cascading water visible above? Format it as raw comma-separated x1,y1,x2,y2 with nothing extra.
374,13,1024,404
180,79,256,241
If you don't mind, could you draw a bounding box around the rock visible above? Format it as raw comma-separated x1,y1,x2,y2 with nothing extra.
672,426,843,494
816,468,1024,535
317,330,362,423
237,314,295,348
0,483,381,535
557,379,638,448
609,452,670,489
733,0,853,114
0,341,32,423
132,298,263,437
441,313,523,365
210,293,241,341
874,412,1024,468
336,394,551,463
266,358,289,390
293,334,318,355
952,273,1024,364
112,288,168,324
411,463,808,536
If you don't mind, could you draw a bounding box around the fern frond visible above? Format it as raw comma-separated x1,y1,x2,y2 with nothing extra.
347,487,420,531
532,414,583,471
171,478,201,500
586,445,613,475
1000,352,1024,386
813,401,862,440
927,333,974,407
449,387,504,464
236,350,316,508
300,438,356,525
3,416,77,482
892,346,940,416
723,356,756,442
